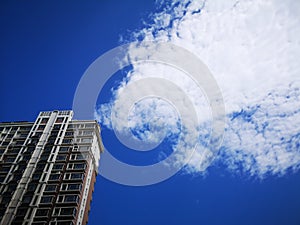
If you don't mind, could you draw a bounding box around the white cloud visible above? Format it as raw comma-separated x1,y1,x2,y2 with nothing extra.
95,0,300,177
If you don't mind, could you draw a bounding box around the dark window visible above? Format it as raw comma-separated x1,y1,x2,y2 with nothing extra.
45,185,57,192
20,133,28,138
27,183,37,192
2,166,10,172
40,196,53,203
5,157,15,163
1,196,11,204
64,195,78,203
43,146,52,152
0,175,6,182
57,222,74,225
49,174,60,180
37,125,45,131
58,195,63,202
8,184,17,192
55,117,64,123
22,195,32,204
36,163,46,170
65,132,74,136
53,124,61,130
56,155,67,161
62,139,72,144
47,138,56,144
32,173,41,181
76,154,85,160
23,155,31,160
40,154,49,161
16,208,27,216
50,131,59,137
41,118,49,124
60,208,76,216
36,209,49,216
25,147,35,153
59,147,69,152
16,140,24,145
68,184,81,190
74,163,85,169
70,173,83,180
13,173,22,181
53,164,64,170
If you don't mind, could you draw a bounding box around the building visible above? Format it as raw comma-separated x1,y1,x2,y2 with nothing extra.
0,110,103,225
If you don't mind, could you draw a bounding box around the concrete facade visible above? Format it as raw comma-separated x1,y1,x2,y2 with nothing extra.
0,110,103,225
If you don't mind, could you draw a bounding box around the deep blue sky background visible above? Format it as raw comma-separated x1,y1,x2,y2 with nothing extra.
1,1,300,225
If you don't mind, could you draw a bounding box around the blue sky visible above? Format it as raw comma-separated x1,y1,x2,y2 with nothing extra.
1,1,300,225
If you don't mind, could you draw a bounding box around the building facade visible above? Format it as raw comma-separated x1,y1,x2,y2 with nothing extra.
0,110,103,225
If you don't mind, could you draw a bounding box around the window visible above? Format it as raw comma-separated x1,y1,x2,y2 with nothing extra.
60,183,82,191
27,183,37,192
16,208,27,217
47,138,56,144
2,166,10,172
25,147,35,153
70,154,87,161
20,133,29,138
53,208,60,216
70,173,84,180
0,175,6,182
79,146,89,151
58,195,64,202
32,173,41,181
1,196,11,204
67,124,74,129
53,164,64,170
16,140,25,145
65,132,74,136
60,208,76,216
49,174,60,180
67,163,85,170
5,157,15,163
64,173,84,180
40,154,49,161
35,209,49,217
23,155,31,160
8,184,17,192
59,147,69,152
43,146,52,152
70,184,81,191
22,195,33,204
37,125,45,131
41,118,49,124
56,155,67,161
62,139,73,144
53,124,61,130
50,131,59,136
64,195,79,203
81,138,92,143
57,222,74,225
40,196,53,204
55,117,64,123
74,163,86,169
13,173,22,181
36,163,46,170
45,185,57,192
61,184,67,191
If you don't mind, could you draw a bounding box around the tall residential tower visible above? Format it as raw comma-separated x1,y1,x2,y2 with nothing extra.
0,110,103,225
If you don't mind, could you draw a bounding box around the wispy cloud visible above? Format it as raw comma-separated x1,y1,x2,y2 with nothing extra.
95,0,300,178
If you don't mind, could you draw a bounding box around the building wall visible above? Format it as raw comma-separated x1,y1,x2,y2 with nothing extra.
0,111,103,225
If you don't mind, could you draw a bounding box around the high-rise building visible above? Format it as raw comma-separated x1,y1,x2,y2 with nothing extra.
0,110,103,225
